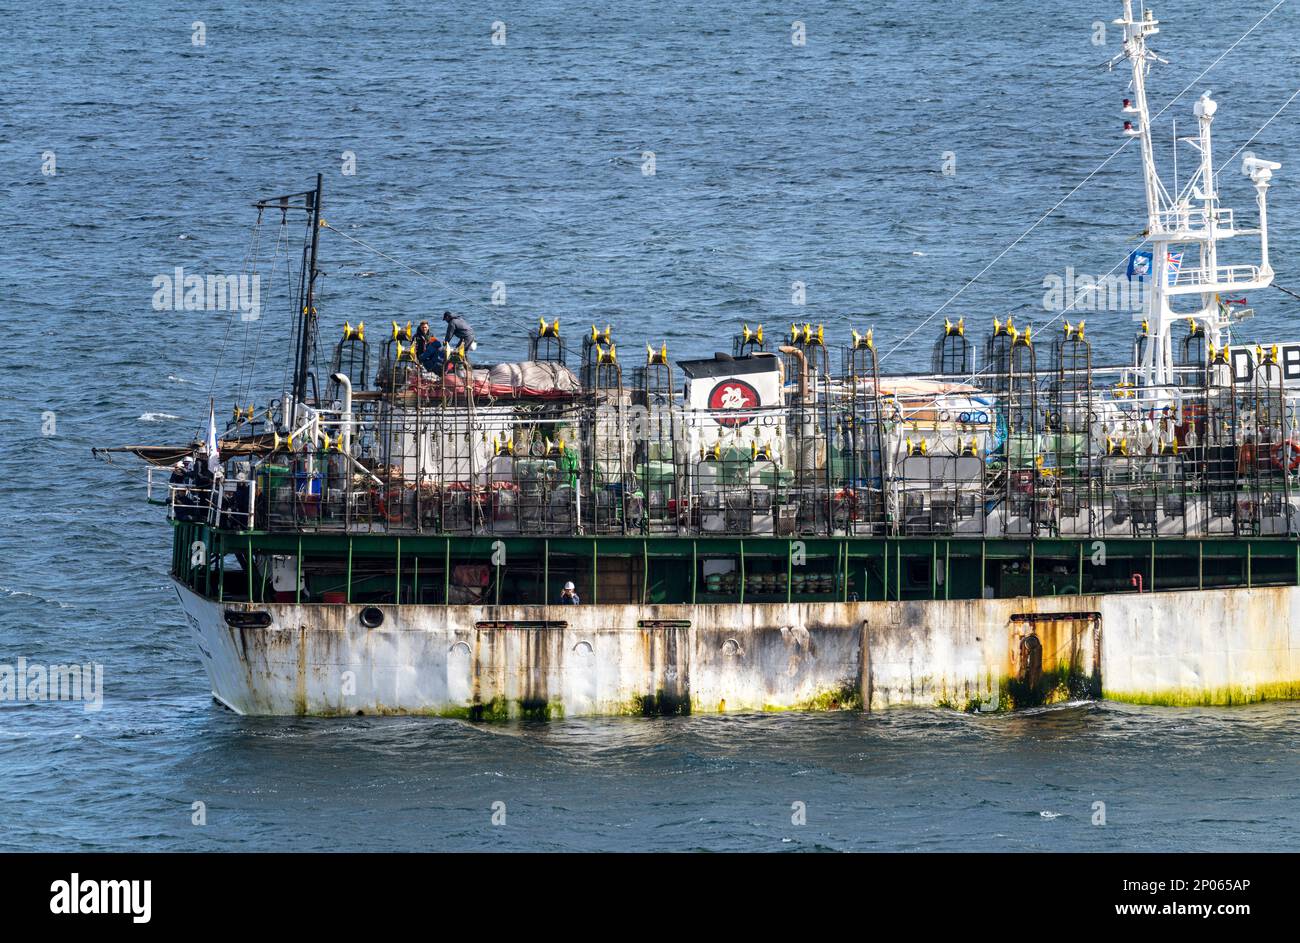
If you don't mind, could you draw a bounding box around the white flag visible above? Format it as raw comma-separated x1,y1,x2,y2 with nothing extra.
206,402,220,474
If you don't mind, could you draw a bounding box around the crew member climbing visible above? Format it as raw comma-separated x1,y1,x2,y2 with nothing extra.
442,310,477,353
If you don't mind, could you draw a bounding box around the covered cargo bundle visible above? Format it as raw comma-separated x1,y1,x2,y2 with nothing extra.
435,361,581,399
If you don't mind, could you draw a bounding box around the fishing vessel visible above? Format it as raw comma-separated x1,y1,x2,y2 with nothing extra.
99,2,1300,716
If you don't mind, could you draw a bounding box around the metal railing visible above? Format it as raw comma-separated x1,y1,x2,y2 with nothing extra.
179,325,1300,542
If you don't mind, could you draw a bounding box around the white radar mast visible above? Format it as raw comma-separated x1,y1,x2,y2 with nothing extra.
1113,0,1279,387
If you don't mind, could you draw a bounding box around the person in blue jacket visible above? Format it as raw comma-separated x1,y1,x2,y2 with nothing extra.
415,321,445,372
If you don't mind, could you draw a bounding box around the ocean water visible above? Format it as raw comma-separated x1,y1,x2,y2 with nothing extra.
1,0,1299,852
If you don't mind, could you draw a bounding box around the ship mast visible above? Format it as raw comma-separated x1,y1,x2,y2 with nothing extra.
1115,0,1279,388
252,176,326,426
293,173,325,408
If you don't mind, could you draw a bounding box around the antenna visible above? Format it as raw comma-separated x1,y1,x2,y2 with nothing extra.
293,174,324,407
253,177,326,416
1115,2,1279,390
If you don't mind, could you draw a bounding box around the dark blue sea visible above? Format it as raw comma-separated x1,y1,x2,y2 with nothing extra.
1,0,1299,852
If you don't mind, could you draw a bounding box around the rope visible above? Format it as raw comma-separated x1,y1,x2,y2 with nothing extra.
1215,81,1300,176
320,222,495,313
199,212,265,442
951,48,1300,386
240,214,289,408
233,210,263,405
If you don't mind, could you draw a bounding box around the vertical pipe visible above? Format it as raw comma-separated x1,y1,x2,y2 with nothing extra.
347,536,353,604
413,556,420,604
543,539,550,605
787,540,793,604
591,538,598,605
843,539,850,602
883,540,888,602
396,537,402,605
1247,543,1252,587
1149,539,1156,593
895,541,901,601
444,537,451,605
739,540,745,605
931,541,937,599
824,356,833,534
1198,540,1204,590
981,539,987,599
296,536,302,605
1077,541,1084,596
945,541,951,601
691,539,697,604
248,536,254,602
1029,541,1035,598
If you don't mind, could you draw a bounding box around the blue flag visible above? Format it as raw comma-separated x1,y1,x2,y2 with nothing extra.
1127,249,1154,281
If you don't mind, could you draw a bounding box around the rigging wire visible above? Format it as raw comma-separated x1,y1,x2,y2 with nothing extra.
283,208,317,405
878,0,1292,367
239,211,290,410
320,222,496,314
200,211,264,442
1215,82,1300,176
185,4,1295,438
233,209,263,406
1019,72,1300,366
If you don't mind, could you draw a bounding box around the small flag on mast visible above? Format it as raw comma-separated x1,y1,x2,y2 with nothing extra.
1126,249,1153,281
206,400,220,474
1166,251,1184,286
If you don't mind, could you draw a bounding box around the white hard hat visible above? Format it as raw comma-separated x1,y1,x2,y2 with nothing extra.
564,581,575,590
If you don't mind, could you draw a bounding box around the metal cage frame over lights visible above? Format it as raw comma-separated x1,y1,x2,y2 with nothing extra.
181,310,1300,549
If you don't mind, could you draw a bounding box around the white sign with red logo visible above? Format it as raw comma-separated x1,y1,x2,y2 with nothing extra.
682,359,783,460
707,378,761,426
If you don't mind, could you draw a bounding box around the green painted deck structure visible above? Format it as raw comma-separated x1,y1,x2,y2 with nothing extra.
175,522,1300,607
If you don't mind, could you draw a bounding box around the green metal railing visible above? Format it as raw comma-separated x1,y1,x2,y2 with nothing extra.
175,524,1300,607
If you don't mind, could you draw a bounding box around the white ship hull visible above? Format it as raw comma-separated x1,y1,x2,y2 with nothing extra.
174,581,1300,717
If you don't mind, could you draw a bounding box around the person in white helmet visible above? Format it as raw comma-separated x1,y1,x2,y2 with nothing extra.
559,581,580,605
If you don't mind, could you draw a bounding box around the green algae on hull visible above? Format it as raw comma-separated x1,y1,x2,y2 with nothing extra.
1103,680,1300,708
784,682,864,713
